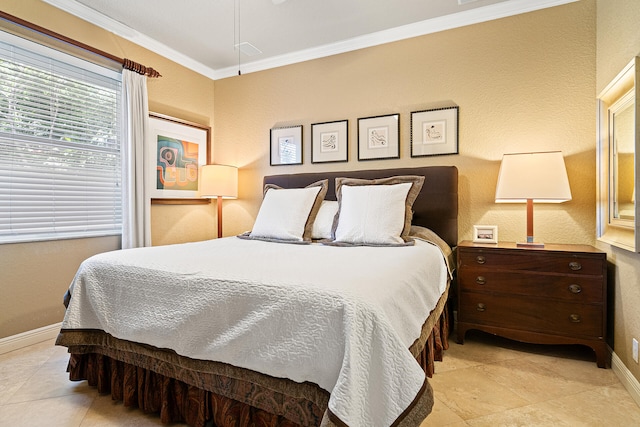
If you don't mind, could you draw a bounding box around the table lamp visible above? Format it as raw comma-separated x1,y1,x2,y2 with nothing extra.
199,164,238,238
495,151,572,247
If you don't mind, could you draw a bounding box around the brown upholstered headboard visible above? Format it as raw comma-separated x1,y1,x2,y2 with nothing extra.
264,166,458,247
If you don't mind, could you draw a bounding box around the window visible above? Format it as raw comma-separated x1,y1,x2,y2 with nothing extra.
0,31,123,243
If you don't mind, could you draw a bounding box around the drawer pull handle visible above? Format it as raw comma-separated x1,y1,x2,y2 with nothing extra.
476,255,486,265
568,284,582,294
475,276,486,285
569,261,582,271
476,303,486,312
569,314,581,323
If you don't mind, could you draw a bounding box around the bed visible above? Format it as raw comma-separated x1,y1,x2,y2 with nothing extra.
56,165,458,427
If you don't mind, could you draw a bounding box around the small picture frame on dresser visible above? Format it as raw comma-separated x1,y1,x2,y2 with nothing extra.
473,225,498,243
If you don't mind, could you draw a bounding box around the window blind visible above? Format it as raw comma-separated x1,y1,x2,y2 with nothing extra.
0,31,123,243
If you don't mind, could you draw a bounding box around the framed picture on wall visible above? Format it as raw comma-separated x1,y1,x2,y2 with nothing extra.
270,125,303,165
147,113,211,205
473,225,498,244
357,113,400,161
410,106,459,157
311,119,348,163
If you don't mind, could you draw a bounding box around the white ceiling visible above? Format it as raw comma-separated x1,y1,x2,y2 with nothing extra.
43,0,577,80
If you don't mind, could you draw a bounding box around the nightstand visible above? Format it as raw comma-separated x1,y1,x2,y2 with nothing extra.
456,240,608,368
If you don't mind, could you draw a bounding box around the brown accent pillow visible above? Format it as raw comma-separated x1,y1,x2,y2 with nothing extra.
244,179,328,243
331,175,425,245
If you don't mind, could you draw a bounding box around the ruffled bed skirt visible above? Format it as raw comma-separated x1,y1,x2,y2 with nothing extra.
67,352,300,426
62,304,449,427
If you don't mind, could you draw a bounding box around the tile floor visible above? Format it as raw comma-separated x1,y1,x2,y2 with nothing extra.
1,331,640,426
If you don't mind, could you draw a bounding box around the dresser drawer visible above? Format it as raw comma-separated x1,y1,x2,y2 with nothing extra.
458,269,603,303
459,249,604,276
459,292,603,338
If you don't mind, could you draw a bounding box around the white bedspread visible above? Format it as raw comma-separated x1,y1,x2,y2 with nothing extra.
62,237,448,427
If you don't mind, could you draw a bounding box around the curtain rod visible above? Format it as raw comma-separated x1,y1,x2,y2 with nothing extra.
0,10,161,78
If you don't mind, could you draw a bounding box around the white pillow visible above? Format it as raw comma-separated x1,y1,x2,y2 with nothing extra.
334,182,413,245
312,200,339,240
250,186,323,242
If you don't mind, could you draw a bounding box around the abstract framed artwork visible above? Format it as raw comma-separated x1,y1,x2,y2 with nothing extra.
410,106,459,157
148,112,211,205
357,113,400,161
270,125,303,166
311,119,348,163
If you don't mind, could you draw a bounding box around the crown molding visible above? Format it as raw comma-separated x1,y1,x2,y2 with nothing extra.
214,0,579,79
42,0,217,79
44,0,577,80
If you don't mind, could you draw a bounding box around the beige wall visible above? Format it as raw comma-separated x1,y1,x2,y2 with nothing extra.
214,0,596,245
0,0,217,338
596,0,640,381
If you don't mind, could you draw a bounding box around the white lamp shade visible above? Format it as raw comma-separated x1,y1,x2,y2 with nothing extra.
199,164,238,199
495,151,572,203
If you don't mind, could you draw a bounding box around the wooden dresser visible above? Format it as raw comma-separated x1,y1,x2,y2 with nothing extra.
456,241,608,367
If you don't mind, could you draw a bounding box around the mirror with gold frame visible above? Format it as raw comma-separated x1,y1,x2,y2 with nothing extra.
597,57,639,252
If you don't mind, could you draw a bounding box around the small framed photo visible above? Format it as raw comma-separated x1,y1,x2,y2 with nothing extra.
270,125,303,166
357,113,400,161
311,119,348,163
410,106,459,157
473,225,498,244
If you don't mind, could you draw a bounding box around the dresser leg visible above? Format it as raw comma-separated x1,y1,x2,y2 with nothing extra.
456,325,467,344
592,343,609,368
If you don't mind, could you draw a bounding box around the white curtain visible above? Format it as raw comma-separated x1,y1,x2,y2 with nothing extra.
121,69,151,248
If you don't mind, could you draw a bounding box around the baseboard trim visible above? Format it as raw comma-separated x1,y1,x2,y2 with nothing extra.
0,323,61,355
612,348,640,408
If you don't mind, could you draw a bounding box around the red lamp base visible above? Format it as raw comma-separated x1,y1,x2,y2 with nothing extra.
518,199,544,248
